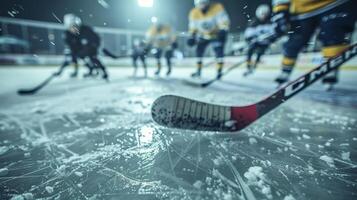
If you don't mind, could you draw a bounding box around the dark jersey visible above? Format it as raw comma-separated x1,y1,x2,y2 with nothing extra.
64,30,80,54
64,25,100,55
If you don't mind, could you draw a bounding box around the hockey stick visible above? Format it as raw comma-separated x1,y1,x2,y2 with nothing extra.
200,59,247,88
17,73,57,95
184,59,246,87
102,48,129,59
200,59,217,69
151,43,357,132
190,33,276,87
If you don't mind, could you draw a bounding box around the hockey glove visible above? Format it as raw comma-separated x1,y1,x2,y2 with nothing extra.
187,35,197,47
171,42,178,50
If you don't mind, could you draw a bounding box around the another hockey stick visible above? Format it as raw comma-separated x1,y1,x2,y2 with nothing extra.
184,59,246,88
151,43,357,132
17,73,57,95
102,48,129,59
201,59,247,88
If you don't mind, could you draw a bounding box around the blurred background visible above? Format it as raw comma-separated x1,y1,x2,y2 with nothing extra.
0,0,356,65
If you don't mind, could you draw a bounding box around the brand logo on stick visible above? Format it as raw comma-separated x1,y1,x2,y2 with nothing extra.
284,45,357,98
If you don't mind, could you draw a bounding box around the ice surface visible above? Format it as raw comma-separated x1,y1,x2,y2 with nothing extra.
244,166,272,199
45,186,54,194
0,168,9,176
319,155,335,168
283,194,296,200
0,66,357,199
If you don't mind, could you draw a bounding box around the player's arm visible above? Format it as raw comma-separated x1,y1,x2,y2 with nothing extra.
187,10,198,47
244,27,255,42
145,28,155,50
169,29,178,50
271,0,291,35
215,4,230,43
216,4,230,31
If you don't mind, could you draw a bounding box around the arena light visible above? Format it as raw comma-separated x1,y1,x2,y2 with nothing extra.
138,0,154,8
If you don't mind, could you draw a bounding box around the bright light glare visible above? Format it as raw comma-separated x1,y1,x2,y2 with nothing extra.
138,0,154,8
151,16,158,23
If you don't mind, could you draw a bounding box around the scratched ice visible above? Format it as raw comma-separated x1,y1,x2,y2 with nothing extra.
0,67,356,200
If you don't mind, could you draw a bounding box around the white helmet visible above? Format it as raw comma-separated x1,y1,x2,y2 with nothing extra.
63,14,82,29
194,0,210,8
256,4,271,20
133,39,141,47
151,16,160,24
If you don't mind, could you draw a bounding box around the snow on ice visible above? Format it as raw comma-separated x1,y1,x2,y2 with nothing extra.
320,155,335,168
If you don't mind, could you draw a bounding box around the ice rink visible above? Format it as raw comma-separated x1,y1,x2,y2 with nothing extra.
0,64,357,200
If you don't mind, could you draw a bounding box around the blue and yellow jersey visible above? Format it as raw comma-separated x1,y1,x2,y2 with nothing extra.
189,3,230,40
146,25,176,49
273,0,348,19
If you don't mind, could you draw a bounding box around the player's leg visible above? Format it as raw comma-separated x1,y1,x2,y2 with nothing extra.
54,54,72,76
88,53,108,80
254,45,268,69
82,57,96,78
192,38,209,78
132,54,139,77
165,49,174,76
140,54,148,77
212,40,225,79
154,49,163,75
70,54,79,78
243,44,256,76
275,18,318,84
318,1,356,90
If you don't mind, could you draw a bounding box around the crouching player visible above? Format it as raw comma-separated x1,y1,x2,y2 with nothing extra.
55,14,109,80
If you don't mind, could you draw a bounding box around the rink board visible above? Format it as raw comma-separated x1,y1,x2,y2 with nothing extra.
1,52,357,70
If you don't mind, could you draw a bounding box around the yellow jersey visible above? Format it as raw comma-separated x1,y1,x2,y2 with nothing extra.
189,3,230,40
273,0,347,18
146,25,176,49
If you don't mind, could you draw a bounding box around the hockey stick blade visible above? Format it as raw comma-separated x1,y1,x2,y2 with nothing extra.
152,43,357,132
17,74,56,95
151,95,241,132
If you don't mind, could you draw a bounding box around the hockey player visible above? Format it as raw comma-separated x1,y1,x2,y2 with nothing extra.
55,14,109,80
187,0,230,79
131,39,148,77
146,20,177,76
243,4,275,77
272,0,356,90
54,14,83,78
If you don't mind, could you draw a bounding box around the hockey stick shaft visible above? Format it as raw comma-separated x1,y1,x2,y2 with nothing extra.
256,43,357,117
201,59,247,87
17,73,57,95
151,43,357,132
102,48,130,59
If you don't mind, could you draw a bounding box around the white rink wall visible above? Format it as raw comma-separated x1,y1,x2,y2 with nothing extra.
1,52,357,69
